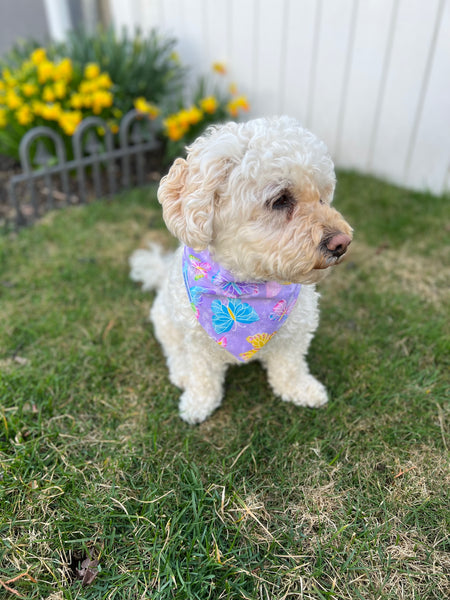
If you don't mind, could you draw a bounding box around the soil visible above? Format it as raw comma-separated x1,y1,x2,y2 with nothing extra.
0,154,21,226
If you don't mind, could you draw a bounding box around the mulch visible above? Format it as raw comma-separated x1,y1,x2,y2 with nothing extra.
0,150,164,229
0,154,21,226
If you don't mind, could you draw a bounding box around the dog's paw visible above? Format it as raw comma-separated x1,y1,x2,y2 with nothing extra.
179,391,222,425
274,374,329,408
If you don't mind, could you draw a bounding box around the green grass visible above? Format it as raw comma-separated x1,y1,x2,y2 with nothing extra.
0,173,449,599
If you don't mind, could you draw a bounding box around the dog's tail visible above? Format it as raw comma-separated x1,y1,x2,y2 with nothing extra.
129,243,173,292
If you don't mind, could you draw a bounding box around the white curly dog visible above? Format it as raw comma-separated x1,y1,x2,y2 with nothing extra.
130,116,352,424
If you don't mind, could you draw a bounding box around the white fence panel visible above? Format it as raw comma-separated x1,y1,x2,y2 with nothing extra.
337,0,396,172
404,0,450,193
281,0,317,124
307,0,355,156
110,0,450,195
253,0,288,116
229,0,258,99
369,0,443,189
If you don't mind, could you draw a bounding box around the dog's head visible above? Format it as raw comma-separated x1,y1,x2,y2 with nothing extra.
158,116,352,284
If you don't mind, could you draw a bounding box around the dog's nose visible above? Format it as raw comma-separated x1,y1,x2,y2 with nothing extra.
325,233,352,257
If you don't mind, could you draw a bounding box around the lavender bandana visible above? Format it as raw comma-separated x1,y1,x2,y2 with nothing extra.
182,246,301,362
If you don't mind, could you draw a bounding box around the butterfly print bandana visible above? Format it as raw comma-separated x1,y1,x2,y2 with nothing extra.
182,246,301,362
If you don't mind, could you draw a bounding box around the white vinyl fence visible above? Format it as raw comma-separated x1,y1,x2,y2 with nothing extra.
109,0,450,195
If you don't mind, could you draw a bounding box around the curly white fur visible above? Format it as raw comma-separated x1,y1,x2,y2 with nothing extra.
130,116,352,424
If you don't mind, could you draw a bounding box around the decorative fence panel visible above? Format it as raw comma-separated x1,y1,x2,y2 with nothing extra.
8,110,161,227
109,0,450,195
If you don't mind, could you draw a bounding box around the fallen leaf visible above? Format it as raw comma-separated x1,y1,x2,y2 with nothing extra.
76,558,99,587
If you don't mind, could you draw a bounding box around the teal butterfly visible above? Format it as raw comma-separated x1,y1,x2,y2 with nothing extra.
211,298,259,334
189,286,209,306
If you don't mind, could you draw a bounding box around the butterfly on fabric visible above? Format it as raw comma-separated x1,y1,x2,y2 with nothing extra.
239,332,275,361
189,254,212,280
269,298,296,322
211,298,259,334
189,286,209,306
212,272,258,298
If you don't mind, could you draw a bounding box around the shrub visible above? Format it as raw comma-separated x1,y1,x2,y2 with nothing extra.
51,28,186,115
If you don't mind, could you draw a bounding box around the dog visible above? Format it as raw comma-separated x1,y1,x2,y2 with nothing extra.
130,116,352,424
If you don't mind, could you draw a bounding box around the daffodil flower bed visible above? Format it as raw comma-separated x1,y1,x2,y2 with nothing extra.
0,38,249,166
0,47,126,158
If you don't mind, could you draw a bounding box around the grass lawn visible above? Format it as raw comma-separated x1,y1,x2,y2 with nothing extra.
0,172,448,599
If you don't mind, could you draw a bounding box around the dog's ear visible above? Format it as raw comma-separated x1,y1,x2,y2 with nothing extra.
158,141,232,250
158,158,195,245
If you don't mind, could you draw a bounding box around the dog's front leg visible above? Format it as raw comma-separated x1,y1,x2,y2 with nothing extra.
263,335,328,409
177,346,228,424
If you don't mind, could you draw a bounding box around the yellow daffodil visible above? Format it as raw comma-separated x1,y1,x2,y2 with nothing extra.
42,86,56,103
6,90,22,110
58,110,82,135
0,108,7,128
41,102,62,121
54,58,73,82
133,97,147,113
163,115,186,141
166,123,185,141
53,81,66,99
229,82,238,95
22,83,38,97
186,106,203,124
92,90,113,114
31,100,45,117
79,80,94,95
38,60,54,84
134,97,160,119
227,95,250,117
199,96,218,114
96,73,113,89
212,61,227,75
84,63,100,80
16,105,33,126
85,96,95,108
31,48,47,65
177,109,192,128
69,93,84,109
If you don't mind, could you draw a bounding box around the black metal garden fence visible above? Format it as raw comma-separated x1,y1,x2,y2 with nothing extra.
7,110,162,227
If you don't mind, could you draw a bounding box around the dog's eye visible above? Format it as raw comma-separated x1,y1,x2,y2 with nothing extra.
271,193,295,211
319,198,325,205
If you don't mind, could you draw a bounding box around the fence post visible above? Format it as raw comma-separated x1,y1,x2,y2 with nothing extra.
7,110,162,227
18,126,68,217
119,109,157,188
72,117,115,201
